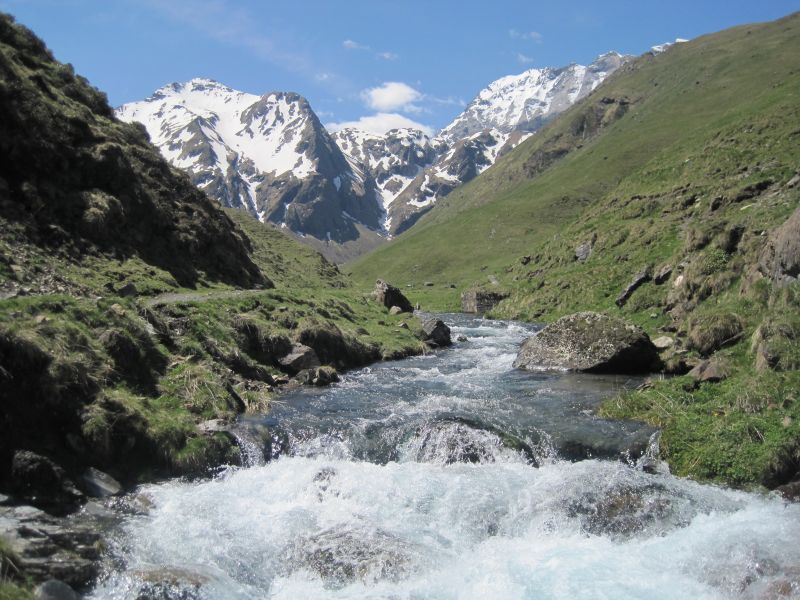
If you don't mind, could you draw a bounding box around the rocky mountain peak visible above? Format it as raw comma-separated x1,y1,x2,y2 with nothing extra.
118,51,628,258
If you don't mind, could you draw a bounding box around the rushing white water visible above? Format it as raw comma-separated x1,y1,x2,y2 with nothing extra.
91,315,800,599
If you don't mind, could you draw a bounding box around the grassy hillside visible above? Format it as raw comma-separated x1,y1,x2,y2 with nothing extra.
351,13,800,487
350,13,800,306
0,12,421,497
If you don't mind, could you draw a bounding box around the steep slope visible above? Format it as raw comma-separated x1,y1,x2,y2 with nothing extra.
0,11,421,510
117,80,382,248
0,54,263,290
350,12,800,486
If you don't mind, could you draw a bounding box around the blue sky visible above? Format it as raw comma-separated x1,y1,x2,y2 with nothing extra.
1,0,798,134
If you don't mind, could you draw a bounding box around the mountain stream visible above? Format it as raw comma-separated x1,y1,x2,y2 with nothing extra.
90,314,800,599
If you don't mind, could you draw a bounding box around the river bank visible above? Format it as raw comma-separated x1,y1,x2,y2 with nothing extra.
78,314,800,599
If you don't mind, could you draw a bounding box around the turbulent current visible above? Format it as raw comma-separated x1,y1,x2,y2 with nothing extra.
91,315,800,599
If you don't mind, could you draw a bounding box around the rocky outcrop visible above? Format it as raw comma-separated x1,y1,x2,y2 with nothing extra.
0,15,265,289
295,321,381,368
296,366,339,387
689,358,728,383
615,267,651,307
513,312,662,374
80,467,122,498
653,265,673,285
754,206,800,287
278,344,321,375
373,280,413,313
10,451,83,511
419,318,452,347
687,313,743,356
0,503,104,590
461,290,509,314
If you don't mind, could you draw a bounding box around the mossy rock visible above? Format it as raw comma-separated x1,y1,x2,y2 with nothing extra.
295,320,380,368
513,312,662,374
687,312,744,356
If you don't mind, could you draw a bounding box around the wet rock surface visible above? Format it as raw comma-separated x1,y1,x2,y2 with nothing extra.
0,502,113,591
418,318,452,347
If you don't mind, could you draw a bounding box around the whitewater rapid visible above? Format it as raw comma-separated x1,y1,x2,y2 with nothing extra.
90,315,800,599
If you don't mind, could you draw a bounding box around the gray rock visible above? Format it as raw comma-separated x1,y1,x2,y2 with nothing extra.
278,343,321,374
652,336,675,351
373,280,413,313
461,290,508,314
0,504,102,589
35,580,81,600
513,312,662,374
117,282,137,297
457,335,468,342
419,318,452,347
776,480,800,501
10,451,83,507
296,366,339,387
755,206,800,287
575,241,593,262
80,467,122,498
653,264,673,285
197,419,230,434
689,359,728,383
615,267,652,307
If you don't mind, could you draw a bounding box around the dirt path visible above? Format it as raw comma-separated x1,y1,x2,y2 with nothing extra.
143,288,266,307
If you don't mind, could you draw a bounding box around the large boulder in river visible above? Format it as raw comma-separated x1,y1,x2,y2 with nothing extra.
419,318,452,347
513,312,662,374
373,280,413,313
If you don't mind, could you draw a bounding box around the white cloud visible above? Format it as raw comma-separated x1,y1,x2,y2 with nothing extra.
517,53,535,64
343,39,369,50
361,81,422,112
327,113,433,136
376,51,398,60
509,29,543,43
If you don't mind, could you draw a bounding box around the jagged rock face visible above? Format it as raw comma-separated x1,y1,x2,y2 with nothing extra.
332,128,442,232
378,53,629,234
117,81,380,243
388,129,513,233
118,53,627,253
438,52,629,143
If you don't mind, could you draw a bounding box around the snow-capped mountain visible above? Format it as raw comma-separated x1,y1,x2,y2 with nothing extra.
379,52,630,232
116,79,380,246
438,52,628,143
331,128,444,231
117,53,628,257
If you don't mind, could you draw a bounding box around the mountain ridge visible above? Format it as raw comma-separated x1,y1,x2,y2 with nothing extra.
116,52,628,258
